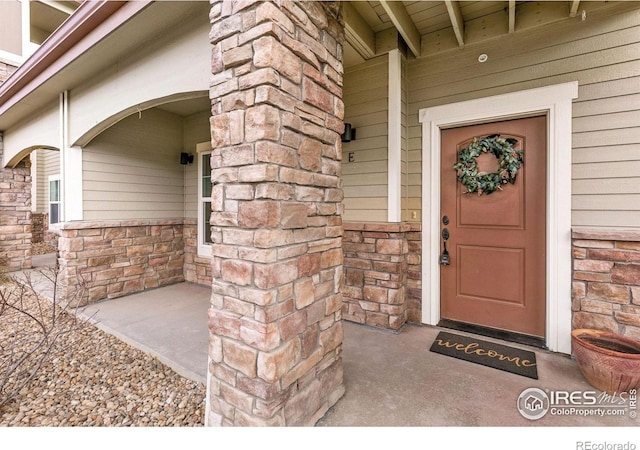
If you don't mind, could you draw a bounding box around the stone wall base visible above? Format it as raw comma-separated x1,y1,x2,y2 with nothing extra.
183,220,213,286
572,227,640,341
343,222,422,331
57,219,194,304
0,136,32,271
31,213,46,244
342,223,640,345
31,212,58,247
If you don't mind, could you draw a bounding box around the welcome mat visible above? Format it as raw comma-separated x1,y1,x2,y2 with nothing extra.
429,331,538,379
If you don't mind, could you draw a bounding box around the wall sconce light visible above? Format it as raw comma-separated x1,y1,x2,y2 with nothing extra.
180,152,194,165
341,123,356,142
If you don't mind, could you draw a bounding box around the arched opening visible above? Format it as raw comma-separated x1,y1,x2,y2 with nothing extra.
73,91,210,148
5,145,57,168
0,146,43,271
51,92,213,304
29,147,61,263
2,145,61,269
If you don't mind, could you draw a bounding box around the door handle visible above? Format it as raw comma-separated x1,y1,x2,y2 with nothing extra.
440,227,450,265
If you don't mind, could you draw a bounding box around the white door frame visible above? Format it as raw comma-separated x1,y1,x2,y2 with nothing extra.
418,82,578,354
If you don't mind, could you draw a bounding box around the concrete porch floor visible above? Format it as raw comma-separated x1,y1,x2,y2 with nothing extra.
10,261,639,428
74,282,638,428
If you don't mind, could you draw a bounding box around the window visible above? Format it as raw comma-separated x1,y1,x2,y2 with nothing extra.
198,150,213,256
48,175,61,226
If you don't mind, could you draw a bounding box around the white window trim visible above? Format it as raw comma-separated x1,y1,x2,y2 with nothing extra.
48,174,62,229
419,81,578,354
196,142,213,258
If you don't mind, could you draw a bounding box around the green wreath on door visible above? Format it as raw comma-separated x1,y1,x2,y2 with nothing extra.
453,134,524,196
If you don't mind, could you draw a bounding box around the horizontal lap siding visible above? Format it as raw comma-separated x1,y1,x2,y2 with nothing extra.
33,149,61,214
407,3,640,228
401,53,416,222
573,60,640,226
42,149,60,214
82,109,184,220
34,150,46,213
343,55,388,223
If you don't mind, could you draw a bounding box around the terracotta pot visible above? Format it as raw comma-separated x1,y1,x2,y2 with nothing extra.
571,328,640,394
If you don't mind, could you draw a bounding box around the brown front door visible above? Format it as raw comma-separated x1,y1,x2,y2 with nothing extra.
440,116,546,338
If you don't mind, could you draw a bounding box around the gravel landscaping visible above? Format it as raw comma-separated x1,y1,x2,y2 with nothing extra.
31,243,58,256
0,280,205,427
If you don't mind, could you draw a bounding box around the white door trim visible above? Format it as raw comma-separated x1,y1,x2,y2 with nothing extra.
418,82,578,354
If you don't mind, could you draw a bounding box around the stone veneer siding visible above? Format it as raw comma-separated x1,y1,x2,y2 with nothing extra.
406,226,423,324
58,219,187,304
0,133,32,271
207,0,345,426
343,222,422,331
31,213,58,247
183,219,213,286
572,227,640,341
31,213,47,244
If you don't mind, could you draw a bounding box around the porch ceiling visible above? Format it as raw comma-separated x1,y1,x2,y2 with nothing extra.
156,96,211,118
343,0,607,66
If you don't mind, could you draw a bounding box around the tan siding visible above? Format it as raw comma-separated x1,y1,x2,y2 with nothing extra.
573,194,640,211
342,55,388,222
401,52,416,222
343,185,387,198
42,149,60,214
342,200,388,223
573,178,640,194
572,211,640,228
573,145,640,164
573,161,640,179
406,3,640,228
573,110,640,133
82,109,184,220
573,128,640,148
33,149,60,213
35,150,46,213
573,90,640,116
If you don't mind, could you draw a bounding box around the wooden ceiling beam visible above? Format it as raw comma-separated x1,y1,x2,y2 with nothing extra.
344,2,376,59
569,0,581,17
444,0,465,48
379,0,421,57
508,0,516,33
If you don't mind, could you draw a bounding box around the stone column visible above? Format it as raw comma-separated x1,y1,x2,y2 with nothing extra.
207,1,345,426
0,133,32,271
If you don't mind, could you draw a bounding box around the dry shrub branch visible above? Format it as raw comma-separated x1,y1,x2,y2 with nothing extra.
0,265,87,409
